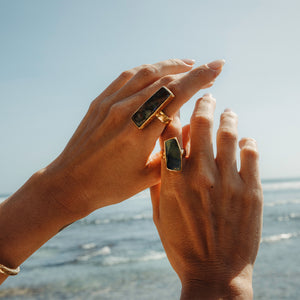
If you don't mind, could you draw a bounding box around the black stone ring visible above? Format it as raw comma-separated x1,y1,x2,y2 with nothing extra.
163,137,185,172
131,86,174,129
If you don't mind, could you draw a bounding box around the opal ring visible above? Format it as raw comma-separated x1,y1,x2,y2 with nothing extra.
163,137,185,172
131,86,174,129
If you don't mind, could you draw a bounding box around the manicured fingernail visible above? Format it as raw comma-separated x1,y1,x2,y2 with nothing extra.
224,108,232,112
181,58,196,65
203,93,213,98
239,138,257,149
207,59,225,70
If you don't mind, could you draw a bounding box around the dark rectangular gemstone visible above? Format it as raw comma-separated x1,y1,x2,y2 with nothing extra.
165,137,182,171
131,86,174,129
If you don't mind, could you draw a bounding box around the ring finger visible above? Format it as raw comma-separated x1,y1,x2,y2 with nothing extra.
216,109,239,176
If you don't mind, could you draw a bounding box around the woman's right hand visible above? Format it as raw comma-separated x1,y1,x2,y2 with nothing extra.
150,94,263,299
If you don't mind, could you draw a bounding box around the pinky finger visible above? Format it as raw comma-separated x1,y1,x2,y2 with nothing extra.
239,138,261,186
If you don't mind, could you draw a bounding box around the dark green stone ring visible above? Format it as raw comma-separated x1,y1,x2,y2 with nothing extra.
131,86,174,129
164,137,184,172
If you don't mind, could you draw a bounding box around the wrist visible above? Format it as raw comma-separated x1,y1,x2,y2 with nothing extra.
180,272,253,300
0,169,83,285
39,161,93,220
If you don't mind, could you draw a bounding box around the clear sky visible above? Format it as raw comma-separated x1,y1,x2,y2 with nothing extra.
1,0,300,193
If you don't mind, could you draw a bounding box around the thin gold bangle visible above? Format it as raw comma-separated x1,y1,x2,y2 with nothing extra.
0,263,20,276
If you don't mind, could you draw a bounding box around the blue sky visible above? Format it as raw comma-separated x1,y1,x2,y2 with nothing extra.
0,0,300,193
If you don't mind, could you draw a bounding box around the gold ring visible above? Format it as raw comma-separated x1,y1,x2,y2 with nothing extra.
155,110,172,125
163,137,185,172
131,86,174,129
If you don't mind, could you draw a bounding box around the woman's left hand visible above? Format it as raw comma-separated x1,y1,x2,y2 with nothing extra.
0,59,224,283
43,59,224,218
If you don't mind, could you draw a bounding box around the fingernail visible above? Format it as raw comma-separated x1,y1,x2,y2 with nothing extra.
224,108,232,112
203,93,213,98
207,59,225,70
181,58,196,65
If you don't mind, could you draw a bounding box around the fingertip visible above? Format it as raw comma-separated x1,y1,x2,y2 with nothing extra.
203,93,213,98
220,109,238,123
180,58,196,66
239,137,257,150
206,59,225,75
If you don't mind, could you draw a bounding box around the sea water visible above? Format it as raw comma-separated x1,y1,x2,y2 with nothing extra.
0,178,299,299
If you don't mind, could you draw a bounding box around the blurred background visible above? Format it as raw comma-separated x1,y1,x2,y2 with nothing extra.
0,0,300,299
1,0,300,192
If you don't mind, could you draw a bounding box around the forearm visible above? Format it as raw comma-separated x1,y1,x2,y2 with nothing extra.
0,169,80,284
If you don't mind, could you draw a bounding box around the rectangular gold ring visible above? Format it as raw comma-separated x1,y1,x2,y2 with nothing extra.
131,86,174,129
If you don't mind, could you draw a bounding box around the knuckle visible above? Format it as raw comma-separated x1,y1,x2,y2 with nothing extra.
188,166,215,190
193,66,206,77
159,74,175,85
168,58,181,66
138,64,158,78
245,186,263,206
218,128,238,143
119,70,134,80
241,146,259,160
191,114,213,129
108,103,125,123
197,173,215,190
88,99,98,112
191,66,212,81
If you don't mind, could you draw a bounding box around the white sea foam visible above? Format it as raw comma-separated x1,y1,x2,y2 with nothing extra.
76,246,111,261
277,213,300,222
81,243,97,250
261,232,300,243
81,213,153,226
264,199,300,207
139,251,166,262
102,256,130,266
102,251,166,266
262,180,300,192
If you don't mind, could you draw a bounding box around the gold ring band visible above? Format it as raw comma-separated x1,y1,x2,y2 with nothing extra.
155,110,172,125
0,263,20,276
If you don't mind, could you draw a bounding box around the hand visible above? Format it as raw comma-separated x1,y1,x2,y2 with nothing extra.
150,94,263,299
42,59,224,218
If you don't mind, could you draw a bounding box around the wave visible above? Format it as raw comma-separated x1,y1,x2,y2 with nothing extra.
261,232,300,243
264,199,300,207
80,212,153,226
262,179,300,192
76,246,111,262
277,213,300,222
102,250,166,266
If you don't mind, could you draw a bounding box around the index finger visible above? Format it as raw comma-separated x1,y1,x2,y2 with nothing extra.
147,59,225,135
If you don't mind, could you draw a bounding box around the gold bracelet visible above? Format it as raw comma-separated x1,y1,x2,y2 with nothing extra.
0,263,20,276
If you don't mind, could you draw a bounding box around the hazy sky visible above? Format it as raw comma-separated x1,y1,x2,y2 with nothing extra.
1,0,300,193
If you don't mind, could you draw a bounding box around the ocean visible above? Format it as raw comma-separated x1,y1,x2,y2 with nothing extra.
0,178,299,299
